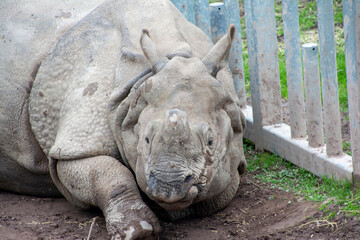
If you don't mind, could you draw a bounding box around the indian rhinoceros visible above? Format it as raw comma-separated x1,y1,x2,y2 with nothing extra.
0,0,246,239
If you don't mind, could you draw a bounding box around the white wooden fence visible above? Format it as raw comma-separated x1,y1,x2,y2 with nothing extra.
172,0,360,183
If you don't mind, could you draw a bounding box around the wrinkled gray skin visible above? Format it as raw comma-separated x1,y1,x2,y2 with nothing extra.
0,0,246,239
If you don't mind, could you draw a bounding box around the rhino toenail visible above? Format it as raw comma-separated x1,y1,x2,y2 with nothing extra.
140,221,153,230
124,226,135,240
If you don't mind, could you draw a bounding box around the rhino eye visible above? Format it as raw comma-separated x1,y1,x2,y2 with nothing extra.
208,139,213,146
145,137,150,144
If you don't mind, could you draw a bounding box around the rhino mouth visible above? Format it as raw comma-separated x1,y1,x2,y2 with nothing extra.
146,184,198,211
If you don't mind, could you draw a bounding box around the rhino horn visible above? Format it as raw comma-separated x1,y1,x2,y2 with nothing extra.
162,109,191,144
202,24,235,77
140,29,168,72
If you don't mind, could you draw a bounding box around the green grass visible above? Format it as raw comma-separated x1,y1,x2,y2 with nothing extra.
277,47,288,99
298,1,318,32
244,140,360,219
343,141,352,156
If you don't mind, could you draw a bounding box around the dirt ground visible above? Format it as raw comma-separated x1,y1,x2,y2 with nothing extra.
1,168,359,240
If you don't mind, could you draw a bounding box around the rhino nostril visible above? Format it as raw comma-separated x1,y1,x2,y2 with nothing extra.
184,175,193,183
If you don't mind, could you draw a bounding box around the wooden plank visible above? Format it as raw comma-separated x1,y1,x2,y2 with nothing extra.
356,0,360,83
209,2,227,43
194,0,212,38
357,0,360,98
302,43,325,148
317,0,343,156
224,0,246,108
244,0,282,150
171,0,195,24
282,0,307,138
244,0,263,150
356,0,360,182
344,0,360,182
250,0,282,126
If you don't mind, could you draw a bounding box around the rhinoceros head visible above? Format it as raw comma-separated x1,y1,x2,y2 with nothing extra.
111,25,246,211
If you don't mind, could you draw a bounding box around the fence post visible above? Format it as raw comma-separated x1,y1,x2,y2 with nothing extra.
194,0,212,38
171,0,195,24
246,0,282,126
317,0,343,157
282,0,307,138
356,0,360,181
356,0,360,182
357,1,360,95
244,0,263,149
209,2,227,43
302,43,325,148
224,0,246,108
343,0,360,181
250,0,282,126
244,0,282,149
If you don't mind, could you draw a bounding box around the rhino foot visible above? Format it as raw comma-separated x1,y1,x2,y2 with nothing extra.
106,203,161,240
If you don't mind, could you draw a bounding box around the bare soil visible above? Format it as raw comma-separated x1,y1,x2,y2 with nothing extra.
1,168,359,240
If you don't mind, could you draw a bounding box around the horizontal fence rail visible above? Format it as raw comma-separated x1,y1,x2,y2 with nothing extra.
171,0,359,183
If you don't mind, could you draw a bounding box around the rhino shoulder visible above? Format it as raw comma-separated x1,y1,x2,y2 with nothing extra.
29,13,122,160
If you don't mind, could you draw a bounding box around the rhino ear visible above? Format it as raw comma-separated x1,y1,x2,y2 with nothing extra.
202,24,235,77
224,100,246,135
225,99,247,175
140,29,168,72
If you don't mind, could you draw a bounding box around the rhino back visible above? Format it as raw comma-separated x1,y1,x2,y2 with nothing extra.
30,13,122,159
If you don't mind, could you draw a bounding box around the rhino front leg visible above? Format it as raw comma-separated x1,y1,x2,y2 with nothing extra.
56,156,161,239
